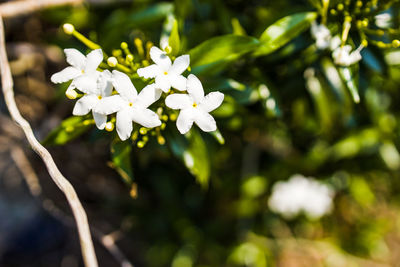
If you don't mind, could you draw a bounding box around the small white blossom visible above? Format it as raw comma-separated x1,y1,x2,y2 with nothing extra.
137,46,189,92
268,174,334,220
94,70,162,141
332,44,363,66
165,74,224,134
375,12,392,28
311,22,331,50
51,48,104,94
72,70,113,130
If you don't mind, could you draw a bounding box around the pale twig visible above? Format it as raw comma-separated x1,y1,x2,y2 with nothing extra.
0,0,133,18
0,16,98,267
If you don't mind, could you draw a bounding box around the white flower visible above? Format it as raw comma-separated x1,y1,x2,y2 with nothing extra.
375,12,392,28
332,44,363,66
51,48,103,94
268,174,334,220
137,46,189,92
165,74,224,134
311,22,331,50
94,70,162,141
72,70,113,130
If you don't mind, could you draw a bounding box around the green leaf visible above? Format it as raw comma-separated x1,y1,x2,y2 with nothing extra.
42,116,93,146
167,128,211,188
109,139,133,185
189,34,260,75
254,12,317,57
209,129,225,145
338,67,360,103
169,19,181,56
184,129,211,188
105,2,174,29
231,18,247,36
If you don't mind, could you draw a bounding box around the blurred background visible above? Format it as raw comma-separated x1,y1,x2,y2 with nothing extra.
2,0,400,266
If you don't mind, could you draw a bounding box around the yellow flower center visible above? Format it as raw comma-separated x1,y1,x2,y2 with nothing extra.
129,102,133,107
98,95,102,100
164,71,168,75
81,70,85,74
192,103,197,108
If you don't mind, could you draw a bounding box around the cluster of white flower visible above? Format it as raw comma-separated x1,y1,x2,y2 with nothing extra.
51,47,224,141
268,174,335,220
311,22,363,66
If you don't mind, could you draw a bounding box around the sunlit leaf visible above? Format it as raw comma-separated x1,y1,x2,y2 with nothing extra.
254,12,317,57
42,116,93,146
109,138,133,185
189,34,260,75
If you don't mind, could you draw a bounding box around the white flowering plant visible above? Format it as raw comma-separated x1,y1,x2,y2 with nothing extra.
11,0,400,265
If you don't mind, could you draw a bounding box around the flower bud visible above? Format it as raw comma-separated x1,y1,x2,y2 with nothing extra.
120,42,128,50
126,54,134,62
164,46,172,54
63,23,75,35
393,40,400,48
65,88,78,99
107,57,118,67
105,122,114,132
157,135,166,145
139,127,147,135
137,141,145,148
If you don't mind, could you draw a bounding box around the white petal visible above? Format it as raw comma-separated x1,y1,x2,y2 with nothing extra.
84,49,103,73
93,95,126,115
199,91,224,113
176,108,195,134
187,74,204,103
150,46,171,71
194,110,217,132
51,67,81,84
72,94,99,116
99,70,113,97
170,55,190,75
92,112,107,130
165,94,192,110
72,73,99,94
116,108,133,141
64,48,86,70
131,107,161,128
112,70,137,102
169,75,187,91
137,64,161,79
155,74,171,92
136,84,162,108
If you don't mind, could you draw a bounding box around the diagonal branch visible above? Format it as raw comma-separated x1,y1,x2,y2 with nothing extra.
0,16,98,267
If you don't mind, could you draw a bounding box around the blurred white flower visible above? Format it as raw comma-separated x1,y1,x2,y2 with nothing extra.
311,22,331,50
165,74,224,134
94,70,162,141
72,70,113,130
137,46,189,92
51,48,103,94
375,12,392,28
268,174,334,219
332,44,363,66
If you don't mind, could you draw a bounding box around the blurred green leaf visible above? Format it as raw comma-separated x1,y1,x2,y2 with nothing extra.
105,2,174,29
331,128,381,160
167,128,210,188
209,129,225,145
339,67,360,103
42,116,93,146
169,19,181,56
254,12,317,57
189,34,260,75
109,139,133,185
231,18,247,36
